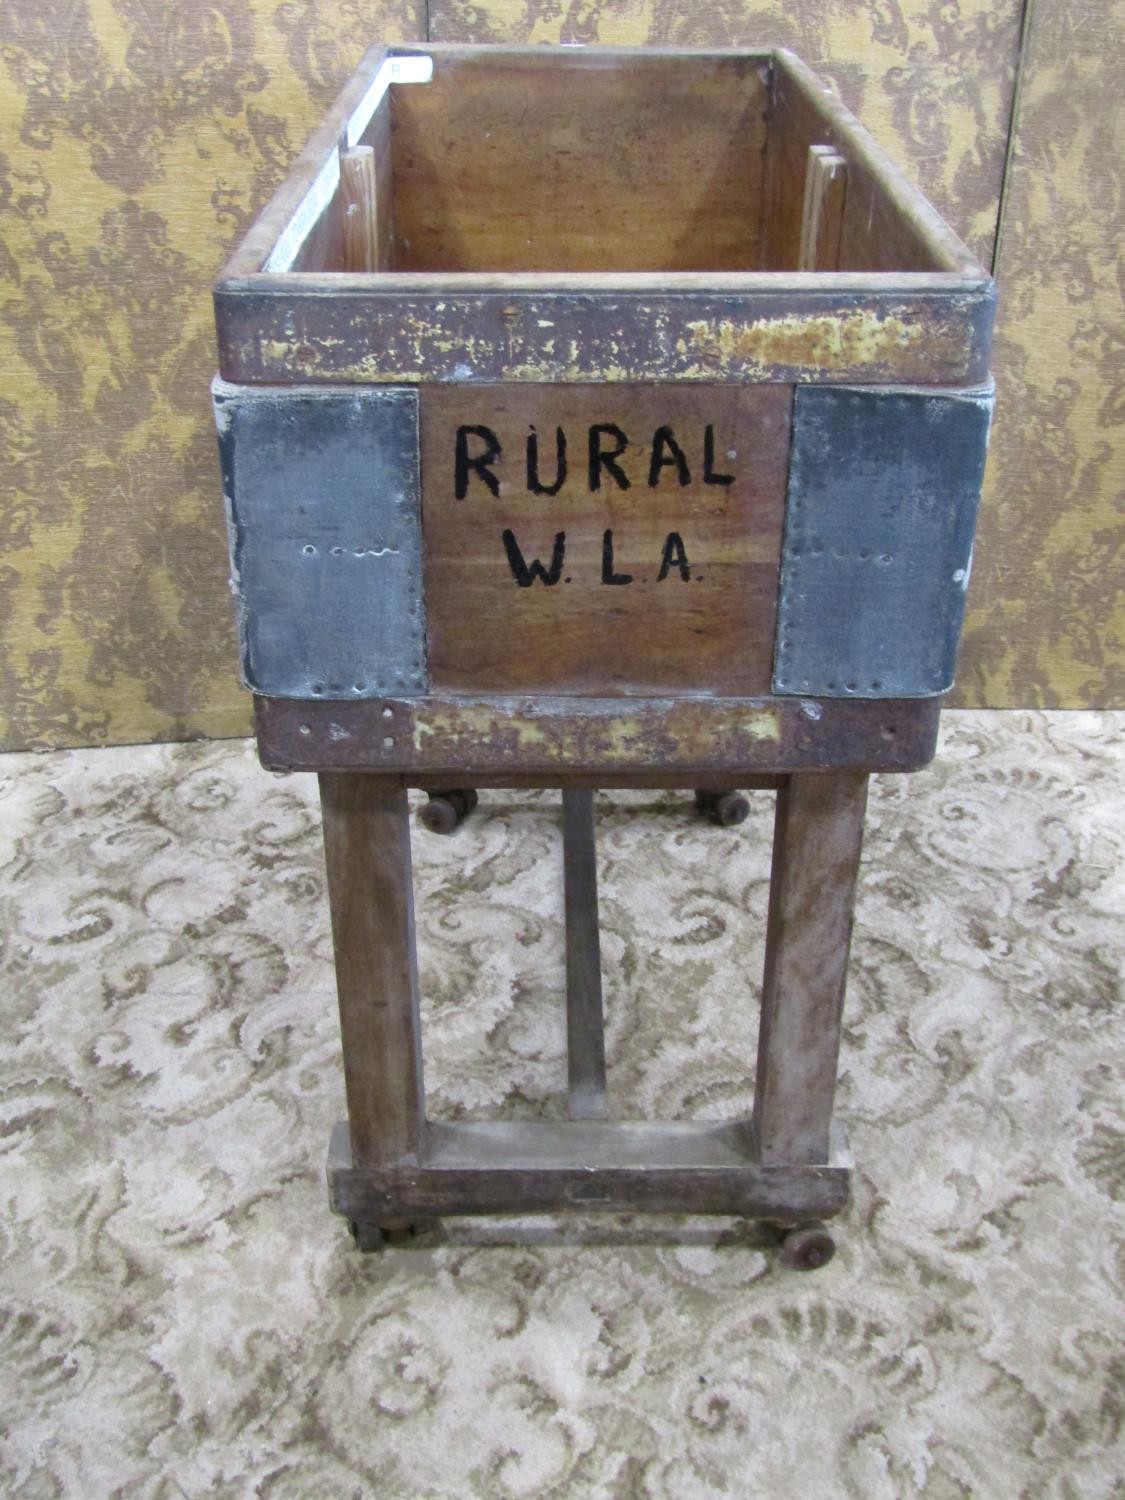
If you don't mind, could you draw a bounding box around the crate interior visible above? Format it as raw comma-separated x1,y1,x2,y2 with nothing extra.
281,50,953,277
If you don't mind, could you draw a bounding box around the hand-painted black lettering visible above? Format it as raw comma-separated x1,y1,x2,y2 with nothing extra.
455,424,502,499
602,529,633,586
526,425,568,496
702,425,735,487
657,532,692,581
588,424,631,492
502,529,566,586
647,425,691,487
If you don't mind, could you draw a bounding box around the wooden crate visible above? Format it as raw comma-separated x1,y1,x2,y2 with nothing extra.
212,44,994,1261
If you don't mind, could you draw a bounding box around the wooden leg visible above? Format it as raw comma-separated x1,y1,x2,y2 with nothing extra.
752,771,869,1166
562,789,609,1120
319,773,425,1168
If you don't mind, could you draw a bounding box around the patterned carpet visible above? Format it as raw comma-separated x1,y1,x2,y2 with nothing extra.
1,711,1122,1497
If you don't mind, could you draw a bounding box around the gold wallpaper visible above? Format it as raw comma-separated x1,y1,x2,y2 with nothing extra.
959,0,1125,707
0,1,424,750
0,0,1120,749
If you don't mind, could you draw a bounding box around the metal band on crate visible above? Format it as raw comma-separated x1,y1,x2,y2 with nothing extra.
773,382,994,699
212,380,427,699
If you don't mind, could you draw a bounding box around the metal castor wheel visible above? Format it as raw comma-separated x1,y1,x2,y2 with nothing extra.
694,788,750,828
420,788,479,835
779,1221,837,1271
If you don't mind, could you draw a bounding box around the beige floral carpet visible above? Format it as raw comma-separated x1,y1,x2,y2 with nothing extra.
1,711,1122,1498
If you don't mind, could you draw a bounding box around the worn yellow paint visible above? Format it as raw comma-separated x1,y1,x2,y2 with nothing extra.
677,309,964,379
410,700,781,764
247,305,975,386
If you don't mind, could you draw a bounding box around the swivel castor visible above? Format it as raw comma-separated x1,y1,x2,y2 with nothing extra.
779,1221,837,1271
420,788,479,835
694,788,750,828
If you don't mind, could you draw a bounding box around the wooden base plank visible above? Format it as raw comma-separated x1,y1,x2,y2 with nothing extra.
327,1119,851,1221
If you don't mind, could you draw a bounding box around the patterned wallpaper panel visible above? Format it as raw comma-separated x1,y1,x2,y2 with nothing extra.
0,0,1120,748
958,0,1125,707
0,1,423,751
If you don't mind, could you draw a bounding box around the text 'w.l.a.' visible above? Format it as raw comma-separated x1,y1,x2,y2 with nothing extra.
452,419,736,589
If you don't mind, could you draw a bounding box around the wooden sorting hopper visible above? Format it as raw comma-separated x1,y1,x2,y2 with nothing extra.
213,45,994,1265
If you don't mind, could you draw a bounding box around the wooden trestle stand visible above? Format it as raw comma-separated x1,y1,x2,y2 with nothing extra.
213,44,994,1267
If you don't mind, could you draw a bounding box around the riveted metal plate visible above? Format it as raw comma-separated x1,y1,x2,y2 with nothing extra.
774,383,993,699
213,379,426,699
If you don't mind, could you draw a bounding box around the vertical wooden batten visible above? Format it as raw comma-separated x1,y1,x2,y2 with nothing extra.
341,147,379,273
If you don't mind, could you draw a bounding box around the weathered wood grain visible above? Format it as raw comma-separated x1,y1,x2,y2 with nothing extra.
327,1119,852,1220
319,774,426,1166
763,50,980,276
215,46,994,389
215,280,995,388
387,49,769,273
753,770,869,1166
415,772,787,792
340,147,378,274
364,84,397,273
562,790,608,1120
420,383,791,695
256,695,942,775
798,146,847,273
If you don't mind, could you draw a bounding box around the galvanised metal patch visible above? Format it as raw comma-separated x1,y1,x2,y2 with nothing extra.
773,383,994,699
213,379,426,699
